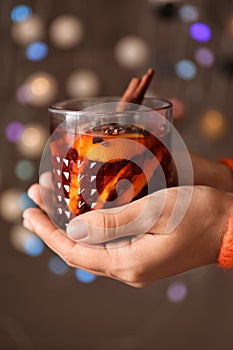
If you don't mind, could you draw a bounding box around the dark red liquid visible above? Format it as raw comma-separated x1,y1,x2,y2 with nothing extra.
50,123,172,230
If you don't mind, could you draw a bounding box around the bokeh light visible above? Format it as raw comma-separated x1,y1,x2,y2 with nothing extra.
11,5,32,23
16,84,31,104
18,192,37,211
194,47,215,67
31,77,49,95
15,160,35,181
22,127,41,147
0,188,23,222
5,121,24,142
11,15,45,45
17,124,48,158
49,15,84,49
200,110,226,138
9,224,33,253
48,255,69,275
175,59,197,80
178,4,199,22
226,16,233,37
9,222,44,257
166,282,188,303
24,235,45,257
190,22,212,42
66,69,101,98
114,35,150,69
169,98,185,119
75,269,97,284
26,41,48,61
23,72,57,106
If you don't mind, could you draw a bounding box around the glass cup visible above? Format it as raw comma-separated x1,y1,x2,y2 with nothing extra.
47,97,173,231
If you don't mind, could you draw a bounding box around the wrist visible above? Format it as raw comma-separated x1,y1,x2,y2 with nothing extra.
194,189,233,266
218,159,233,193
188,153,233,191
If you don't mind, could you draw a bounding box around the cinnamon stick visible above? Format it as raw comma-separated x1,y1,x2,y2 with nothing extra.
116,68,155,111
69,69,156,214
93,68,156,209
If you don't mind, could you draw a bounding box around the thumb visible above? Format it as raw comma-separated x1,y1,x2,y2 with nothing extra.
66,193,165,244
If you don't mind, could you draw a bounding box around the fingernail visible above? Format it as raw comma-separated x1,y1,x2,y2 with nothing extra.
66,221,88,241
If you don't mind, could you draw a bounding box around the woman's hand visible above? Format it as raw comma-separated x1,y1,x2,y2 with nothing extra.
173,153,233,192
23,183,233,288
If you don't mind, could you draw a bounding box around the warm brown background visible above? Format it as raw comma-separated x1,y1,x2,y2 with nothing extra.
0,0,233,349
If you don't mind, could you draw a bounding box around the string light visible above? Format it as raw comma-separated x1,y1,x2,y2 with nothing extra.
178,4,199,22
166,282,188,303
23,235,45,257
22,127,40,147
75,269,97,283
175,59,197,80
66,69,101,98
200,110,226,138
11,5,32,23
31,77,49,96
17,124,48,158
49,15,84,49
194,47,215,67
9,224,44,257
226,16,233,37
5,121,24,142
24,72,57,106
15,160,35,181
18,192,37,211
168,98,185,119
0,189,23,222
48,255,69,275
9,224,34,253
114,35,150,69
11,15,45,45
16,84,31,104
26,41,48,61
190,22,212,42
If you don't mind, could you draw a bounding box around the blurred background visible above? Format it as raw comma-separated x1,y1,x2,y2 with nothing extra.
0,0,233,349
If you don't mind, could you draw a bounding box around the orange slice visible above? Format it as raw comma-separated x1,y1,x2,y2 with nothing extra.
73,133,156,162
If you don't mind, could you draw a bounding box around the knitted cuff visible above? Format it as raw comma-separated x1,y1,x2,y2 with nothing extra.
219,158,233,172
218,213,233,268
217,159,233,267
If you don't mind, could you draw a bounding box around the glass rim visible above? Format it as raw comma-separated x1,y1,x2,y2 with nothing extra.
48,96,173,116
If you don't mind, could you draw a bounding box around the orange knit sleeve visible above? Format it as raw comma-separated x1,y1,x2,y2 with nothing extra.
219,158,233,172
218,214,233,268
218,158,233,268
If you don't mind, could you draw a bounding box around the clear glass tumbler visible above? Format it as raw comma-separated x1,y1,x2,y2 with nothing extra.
47,97,173,230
